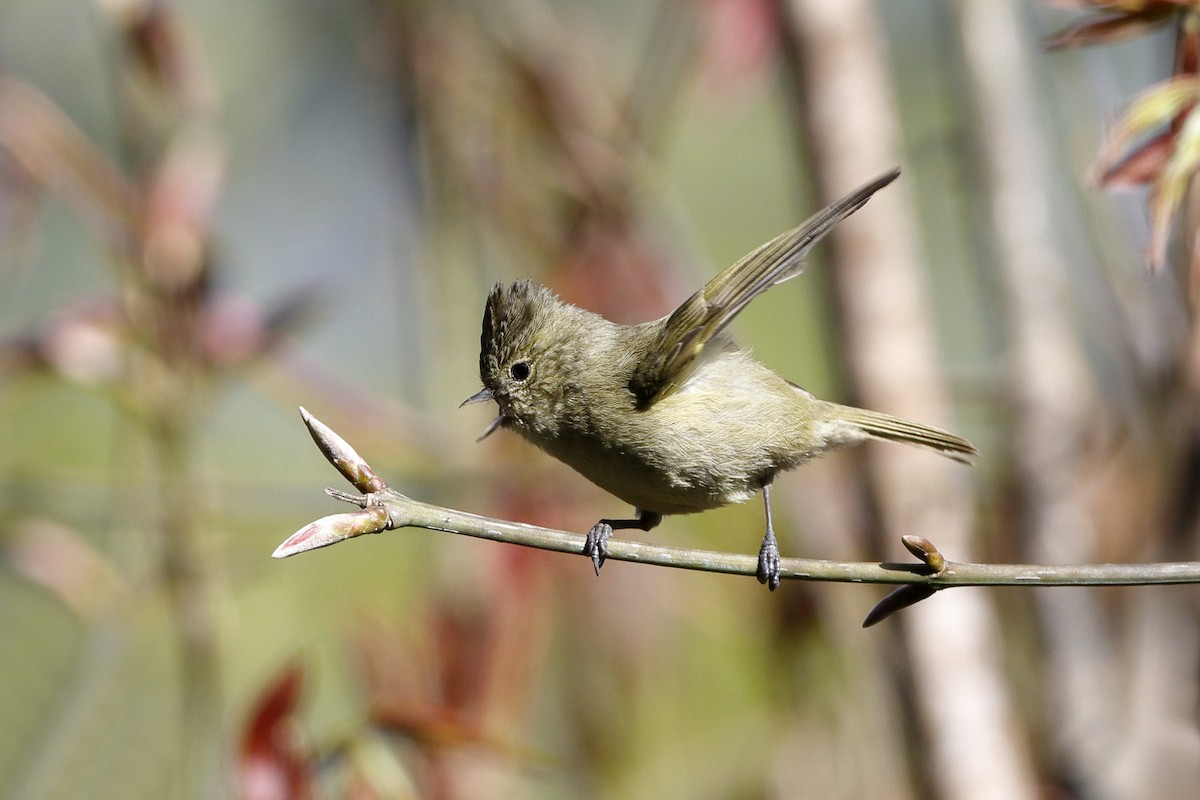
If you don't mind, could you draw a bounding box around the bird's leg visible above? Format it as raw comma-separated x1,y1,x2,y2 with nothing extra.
756,484,782,590
584,510,661,575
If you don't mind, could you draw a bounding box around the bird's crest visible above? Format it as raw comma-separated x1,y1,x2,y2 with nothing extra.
480,280,555,383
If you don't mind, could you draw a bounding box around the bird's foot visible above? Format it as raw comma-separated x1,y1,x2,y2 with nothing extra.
583,522,613,575
756,535,781,591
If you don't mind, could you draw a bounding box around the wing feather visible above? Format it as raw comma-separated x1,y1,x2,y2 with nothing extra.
629,168,901,405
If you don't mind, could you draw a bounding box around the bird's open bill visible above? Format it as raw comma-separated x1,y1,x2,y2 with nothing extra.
460,387,504,441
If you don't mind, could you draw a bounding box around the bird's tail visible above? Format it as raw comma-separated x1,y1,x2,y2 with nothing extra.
831,404,978,464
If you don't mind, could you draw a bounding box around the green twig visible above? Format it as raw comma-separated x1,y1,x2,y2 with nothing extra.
275,408,1200,624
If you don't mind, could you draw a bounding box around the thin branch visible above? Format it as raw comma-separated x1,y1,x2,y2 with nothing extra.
278,483,1200,587
274,408,1200,617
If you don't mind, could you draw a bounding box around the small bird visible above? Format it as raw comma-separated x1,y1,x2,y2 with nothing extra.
462,168,976,589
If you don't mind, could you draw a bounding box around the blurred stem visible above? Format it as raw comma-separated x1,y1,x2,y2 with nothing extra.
950,0,1119,793
123,270,221,800
98,6,224,792
156,408,221,800
774,0,1037,797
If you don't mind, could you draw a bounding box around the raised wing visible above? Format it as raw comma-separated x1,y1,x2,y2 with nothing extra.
629,168,900,406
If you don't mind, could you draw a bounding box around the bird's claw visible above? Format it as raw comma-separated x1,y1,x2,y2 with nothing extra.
756,537,781,591
583,522,613,575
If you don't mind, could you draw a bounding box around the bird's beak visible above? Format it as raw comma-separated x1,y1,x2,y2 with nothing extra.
460,387,505,441
475,414,505,442
460,387,496,407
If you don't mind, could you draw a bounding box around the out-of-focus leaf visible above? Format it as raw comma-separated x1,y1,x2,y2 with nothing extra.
1176,8,1200,73
238,663,312,800
1045,1,1199,10
1090,77,1200,185
351,613,546,762
696,0,778,99
0,299,126,386
0,152,42,274
0,75,142,255
115,4,217,118
1095,128,1176,186
342,733,418,800
1044,6,1177,50
1076,19,1200,271
5,520,129,619
141,131,224,292
1122,76,1200,131
199,286,323,369
1147,104,1200,269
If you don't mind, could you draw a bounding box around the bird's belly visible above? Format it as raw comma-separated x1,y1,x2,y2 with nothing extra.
519,356,820,515
532,428,765,516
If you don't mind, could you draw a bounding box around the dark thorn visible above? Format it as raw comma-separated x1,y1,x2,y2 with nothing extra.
862,584,938,628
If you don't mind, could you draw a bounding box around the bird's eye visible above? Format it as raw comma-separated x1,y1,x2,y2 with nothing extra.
509,361,531,381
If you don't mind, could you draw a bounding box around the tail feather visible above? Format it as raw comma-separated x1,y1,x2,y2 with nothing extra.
832,404,977,464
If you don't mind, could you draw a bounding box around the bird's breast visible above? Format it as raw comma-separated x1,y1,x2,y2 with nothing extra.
519,346,830,515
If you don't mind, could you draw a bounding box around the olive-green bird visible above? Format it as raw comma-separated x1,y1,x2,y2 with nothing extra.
463,168,975,589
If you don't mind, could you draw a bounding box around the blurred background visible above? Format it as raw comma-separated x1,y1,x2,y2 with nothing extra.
3,0,1199,798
